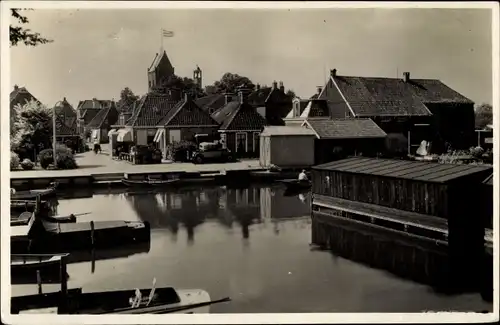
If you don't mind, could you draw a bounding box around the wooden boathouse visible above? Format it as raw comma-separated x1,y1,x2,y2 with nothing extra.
310,157,492,292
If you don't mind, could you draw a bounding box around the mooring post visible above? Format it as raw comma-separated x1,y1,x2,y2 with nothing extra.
37,270,42,294
91,248,96,274
60,254,68,312
90,220,95,247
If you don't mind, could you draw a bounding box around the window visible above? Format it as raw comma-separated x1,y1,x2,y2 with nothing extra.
236,133,247,152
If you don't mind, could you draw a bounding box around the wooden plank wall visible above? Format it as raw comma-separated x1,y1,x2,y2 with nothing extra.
312,170,448,219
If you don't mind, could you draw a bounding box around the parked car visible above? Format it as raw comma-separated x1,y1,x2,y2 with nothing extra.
192,142,234,164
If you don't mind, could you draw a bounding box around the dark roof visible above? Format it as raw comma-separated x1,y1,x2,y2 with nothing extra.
305,118,387,139
87,103,118,128
77,99,112,111
313,157,493,184
126,93,178,127
321,75,474,117
194,94,234,113
211,101,267,131
55,115,77,136
148,50,173,73
247,87,273,106
306,99,331,118
10,86,40,108
157,96,219,127
483,174,493,186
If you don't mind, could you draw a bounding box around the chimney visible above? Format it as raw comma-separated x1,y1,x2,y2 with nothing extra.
256,83,261,91
14,85,18,90
225,94,232,105
238,91,244,104
403,72,410,82
63,97,67,102
279,81,284,92
272,81,278,90
317,86,323,95
330,69,337,77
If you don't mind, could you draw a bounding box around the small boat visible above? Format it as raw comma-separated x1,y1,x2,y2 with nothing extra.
12,279,230,314
277,179,312,191
11,216,151,254
121,178,179,187
11,254,70,284
11,183,58,201
11,212,78,227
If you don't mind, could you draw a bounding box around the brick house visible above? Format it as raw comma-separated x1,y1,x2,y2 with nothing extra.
54,97,77,130
155,93,220,159
247,81,293,126
86,101,119,143
10,85,40,127
76,98,114,136
211,91,267,158
195,93,235,115
318,69,476,153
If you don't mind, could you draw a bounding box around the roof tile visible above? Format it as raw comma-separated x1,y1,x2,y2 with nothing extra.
305,118,387,139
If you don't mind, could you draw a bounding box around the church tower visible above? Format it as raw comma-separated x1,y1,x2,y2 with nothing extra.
193,65,202,89
148,50,175,93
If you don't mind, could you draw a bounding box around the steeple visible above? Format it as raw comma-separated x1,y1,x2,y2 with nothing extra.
147,50,175,92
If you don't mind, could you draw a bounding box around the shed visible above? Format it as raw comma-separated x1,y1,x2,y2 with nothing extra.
259,126,316,168
312,157,493,286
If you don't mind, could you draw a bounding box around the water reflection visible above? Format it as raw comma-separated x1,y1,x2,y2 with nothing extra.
14,184,490,313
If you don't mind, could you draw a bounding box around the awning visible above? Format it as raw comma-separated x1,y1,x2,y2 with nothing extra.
91,129,98,139
153,128,164,143
117,128,133,142
108,129,118,136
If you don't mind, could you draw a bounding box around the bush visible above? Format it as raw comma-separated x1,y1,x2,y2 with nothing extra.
167,140,197,162
10,152,20,170
38,145,78,170
469,146,485,159
20,158,35,170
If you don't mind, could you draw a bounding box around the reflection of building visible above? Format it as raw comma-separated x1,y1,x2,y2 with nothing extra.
259,187,311,220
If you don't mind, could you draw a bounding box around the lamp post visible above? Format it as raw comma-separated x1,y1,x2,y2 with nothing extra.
52,101,63,169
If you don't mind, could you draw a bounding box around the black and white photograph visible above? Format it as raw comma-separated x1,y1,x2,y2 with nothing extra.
1,1,498,323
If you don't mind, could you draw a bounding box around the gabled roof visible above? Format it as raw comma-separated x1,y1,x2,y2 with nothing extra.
77,99,112,111
126,93,178,127
211,101,267,131
303,118,387,140
157,96,219,127
148,50,174,73
313,156,493,184
320,73,474,117
55,99,77,128
87,103,119,129
55,114,77,136
300,99,330,118
285,99,310,119
10,86,40,107
194,93,234,113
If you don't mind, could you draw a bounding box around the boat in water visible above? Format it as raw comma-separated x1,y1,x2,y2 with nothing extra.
11,254,69,284
11,183,59,201
11,211,78,227
11,207,150,254
121,178,180,187
12,278,230,314
277,179,312,191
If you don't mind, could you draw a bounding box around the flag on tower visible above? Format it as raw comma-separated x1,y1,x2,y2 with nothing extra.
162,29,174,37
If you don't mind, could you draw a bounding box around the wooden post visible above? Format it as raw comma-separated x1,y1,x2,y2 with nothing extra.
91,248,96,274
90,221,95,247
60,254,68,312
35,195,41,216
37,270,42,294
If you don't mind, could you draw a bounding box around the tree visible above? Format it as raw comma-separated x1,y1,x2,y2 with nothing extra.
475,103,493,129
286,89,296,98
118,87,139,110
161,74,206,98
211,73,255,94
11,99,53,160
10,9,53,47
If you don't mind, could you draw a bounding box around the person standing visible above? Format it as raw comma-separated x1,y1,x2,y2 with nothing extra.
298,169,308,181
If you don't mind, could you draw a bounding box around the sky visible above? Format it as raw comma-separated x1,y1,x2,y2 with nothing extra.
10,7,493,108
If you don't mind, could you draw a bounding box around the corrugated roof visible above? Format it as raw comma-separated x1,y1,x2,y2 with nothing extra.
304,118,387,139
313,157,492,184
261,126,316,136
320,74,474,117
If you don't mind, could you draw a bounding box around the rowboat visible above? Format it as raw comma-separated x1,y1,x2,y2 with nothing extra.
11,217,151,254
12,283,230,314
11,183,58,201
121,178,179,187
11,200,49,213
11,212,78,227
277,179,312,191
11,254,69,284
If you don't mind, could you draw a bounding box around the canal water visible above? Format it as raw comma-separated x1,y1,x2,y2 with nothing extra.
14,184,492,313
